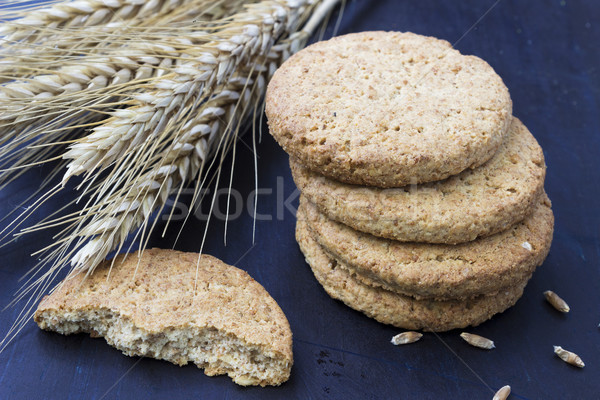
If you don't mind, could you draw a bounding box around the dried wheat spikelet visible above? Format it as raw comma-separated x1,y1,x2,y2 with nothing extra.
0,0,238,82
68,35,311,274
0,0,203,43
60,0,318,185
0,1,250,188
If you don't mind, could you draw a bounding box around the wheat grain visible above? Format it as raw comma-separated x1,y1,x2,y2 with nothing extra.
460,332,495,350
553,346,585,368
544,290,570,313
391,331,423,345
492,385,511,400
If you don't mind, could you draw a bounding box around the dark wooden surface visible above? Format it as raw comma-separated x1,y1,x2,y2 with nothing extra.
1,1,599,399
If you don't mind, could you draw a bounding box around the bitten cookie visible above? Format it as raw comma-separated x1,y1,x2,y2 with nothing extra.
299,194,553,300
296,216,529,332
34,248,293,387
266,31,512,187
291,117,546,244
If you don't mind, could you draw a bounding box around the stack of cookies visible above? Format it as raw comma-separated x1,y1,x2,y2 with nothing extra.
265,32,554,331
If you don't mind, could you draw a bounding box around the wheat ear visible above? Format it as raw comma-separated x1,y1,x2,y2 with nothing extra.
0,0,200,43
49,35,309,276
0,1,250,187
60,0,316,185
0,0,252,244
64,0,341,273
0,0,251,85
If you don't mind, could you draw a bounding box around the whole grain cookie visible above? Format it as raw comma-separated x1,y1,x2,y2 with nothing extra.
291,117,545,244
35,249,293,387
299,194,553,300
266,31,512,187
296,217,529,332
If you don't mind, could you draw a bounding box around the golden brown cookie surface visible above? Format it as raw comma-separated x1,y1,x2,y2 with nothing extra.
292,118,546,244
267,31,512,187
299,194,553,300
296,216,529,332
35,248,293,387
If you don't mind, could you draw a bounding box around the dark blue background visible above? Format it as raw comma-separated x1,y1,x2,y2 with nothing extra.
1,1,599,399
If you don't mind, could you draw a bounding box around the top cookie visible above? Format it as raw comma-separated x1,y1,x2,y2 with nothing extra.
266,31,512,187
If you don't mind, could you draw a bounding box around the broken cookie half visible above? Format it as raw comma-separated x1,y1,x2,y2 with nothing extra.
34,248,293,387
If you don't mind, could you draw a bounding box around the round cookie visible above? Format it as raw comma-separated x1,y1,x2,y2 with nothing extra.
299,193,553,300
266,31,513,188
296,216,530,332
291,117,546,244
